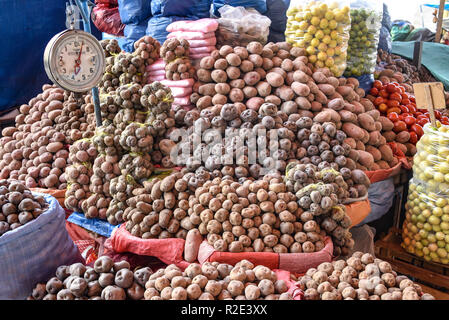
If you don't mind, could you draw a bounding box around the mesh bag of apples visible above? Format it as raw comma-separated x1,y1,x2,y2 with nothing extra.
402,123,449,264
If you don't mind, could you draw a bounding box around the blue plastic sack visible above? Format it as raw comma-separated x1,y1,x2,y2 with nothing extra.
378,26,392,53
268,31,285,43
382,3,392,32
146,15,193,45
0,1,67,111
67,212,120,238
265,0,287,34
212,0,267,16
358,178,395,226
119,21,148,52
151,0,212,19
356,74,375,92
0,193,83,300
118,0,152,25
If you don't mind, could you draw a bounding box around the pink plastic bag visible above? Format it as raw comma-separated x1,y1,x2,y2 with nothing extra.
188,37,217,48
147,75,166,83
146,59,166,72
170,87,193,98
167,31,215,40
190,46,216,54
173,96,191,106
167,18,219,33
147,69,166,76
160,79,195,88
190,52,213,60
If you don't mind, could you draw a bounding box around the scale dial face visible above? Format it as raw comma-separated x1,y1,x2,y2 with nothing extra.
44,29,105,92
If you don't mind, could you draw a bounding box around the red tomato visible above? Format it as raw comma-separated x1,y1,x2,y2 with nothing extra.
386,84,397,93
387,100,400,108
373,80,383,90
401,93,409,100
379,90,389,99
388,112,400,122
398,114,406,121
435,110,442,120
393,121,407,133
399,105,410,114
410,97,416,103
442,116,449,122
404,116,416,127
407,105,417,114
417,119,428,127
402,99,411,105
442,120,449,126
409,131,418,144
374,97,385,106
370,88,379,96
411,124,424,137
378,103,388,113
387,107,401,115
390,92,402,102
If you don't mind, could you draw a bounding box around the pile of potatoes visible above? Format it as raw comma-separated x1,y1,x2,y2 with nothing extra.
122,170,212,239
64,139,98,212
185,41,399,176
134,36,161,68
54,92,95,144
0,84,71,189
29,256,151,300
100,39,121,58
192,174,329,254
0,179,48,236
144,260,292,300
285,164,359,256
160,38,195,81
298,251,435,300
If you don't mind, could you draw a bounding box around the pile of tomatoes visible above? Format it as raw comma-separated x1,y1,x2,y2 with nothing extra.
367,80,449,145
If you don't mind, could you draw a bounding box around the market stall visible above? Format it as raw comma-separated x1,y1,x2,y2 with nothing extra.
1,0,448,302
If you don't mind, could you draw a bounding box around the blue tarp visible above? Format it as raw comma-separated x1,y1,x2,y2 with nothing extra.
151,0,212,19
424,3,449,10
67,212,120,238
118,0,152,25
0,1,67,110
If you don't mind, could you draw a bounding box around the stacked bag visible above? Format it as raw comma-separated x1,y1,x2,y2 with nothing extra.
147,0,212,44
166,18,219,62
117,0,152,52
92,0,125,36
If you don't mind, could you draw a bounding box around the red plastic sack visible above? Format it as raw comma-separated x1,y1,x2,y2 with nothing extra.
198,237,333,274
105,224,190,269
274,269,304,300
92,4,125,36
345,199,371,228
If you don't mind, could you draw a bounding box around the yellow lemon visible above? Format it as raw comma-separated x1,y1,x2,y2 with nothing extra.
306,46,316,55
311,16,320,26
317,51,327,61
325,57,334,67
311,38,320,47
308,54,317,63
315,30,324,39
320,18,329,29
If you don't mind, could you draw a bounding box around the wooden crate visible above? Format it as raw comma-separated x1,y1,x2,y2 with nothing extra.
375,229,449,294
